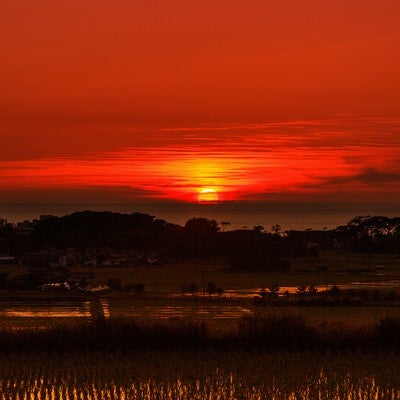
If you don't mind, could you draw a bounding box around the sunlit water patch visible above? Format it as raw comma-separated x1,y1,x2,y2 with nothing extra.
99,298,111,318
0,299,92,328
175,286,329,299
217,281,400,298
0,300,91,318
344,279,400,289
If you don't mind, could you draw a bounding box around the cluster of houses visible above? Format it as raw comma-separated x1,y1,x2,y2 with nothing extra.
0,216,42,235
0,215,163,292
21,247,161,269
38,281,111,293
0,222,161,292
0,246,159,292
0,255,17,265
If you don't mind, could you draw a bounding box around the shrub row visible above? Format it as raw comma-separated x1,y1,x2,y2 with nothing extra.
1,315,400,353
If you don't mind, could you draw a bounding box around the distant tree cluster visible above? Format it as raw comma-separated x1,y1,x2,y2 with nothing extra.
335,216,400,253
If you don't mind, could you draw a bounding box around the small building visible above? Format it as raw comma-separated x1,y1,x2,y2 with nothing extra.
0,256,17,265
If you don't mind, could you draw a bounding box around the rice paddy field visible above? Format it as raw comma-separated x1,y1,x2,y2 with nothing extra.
1,313,400,399
1,351,400,399
1,252,400,398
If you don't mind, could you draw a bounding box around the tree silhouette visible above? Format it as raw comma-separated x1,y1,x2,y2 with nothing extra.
253,225,264,233
221,221,231,232
271,224,281,235
184,218,219,235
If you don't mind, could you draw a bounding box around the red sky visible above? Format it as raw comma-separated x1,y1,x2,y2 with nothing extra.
1,0,400,204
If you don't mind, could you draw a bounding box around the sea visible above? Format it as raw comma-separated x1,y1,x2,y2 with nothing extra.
1,202,400,231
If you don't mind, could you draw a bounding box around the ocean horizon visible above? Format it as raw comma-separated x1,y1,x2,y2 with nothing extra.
1,202,400,232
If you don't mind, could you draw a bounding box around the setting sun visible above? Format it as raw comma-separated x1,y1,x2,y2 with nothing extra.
198,188,219,203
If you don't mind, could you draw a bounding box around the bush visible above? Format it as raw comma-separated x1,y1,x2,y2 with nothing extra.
237,315,317,350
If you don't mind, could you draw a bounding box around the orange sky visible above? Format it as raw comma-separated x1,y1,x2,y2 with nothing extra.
1,1,400,204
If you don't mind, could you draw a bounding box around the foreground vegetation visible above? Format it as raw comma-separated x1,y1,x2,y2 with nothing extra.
2,314,400,353
1,350,400,399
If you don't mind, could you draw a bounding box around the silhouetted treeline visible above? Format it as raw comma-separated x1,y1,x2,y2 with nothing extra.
335,215,400,253
1,213,400,270
33,211,182,250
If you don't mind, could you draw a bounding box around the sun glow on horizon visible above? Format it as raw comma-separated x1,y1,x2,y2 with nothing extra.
198,187,219,203
1,119,400,204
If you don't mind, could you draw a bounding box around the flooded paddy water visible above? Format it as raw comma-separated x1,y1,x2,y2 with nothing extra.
0,294,254,329
0,296,92,329
1,277,400,329
109,303,251,320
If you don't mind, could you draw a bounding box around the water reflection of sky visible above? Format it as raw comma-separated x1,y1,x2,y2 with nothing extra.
113,305,251,320
175,281,400,299
0,301,91,318
0,280,399,326
3,310,91,318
